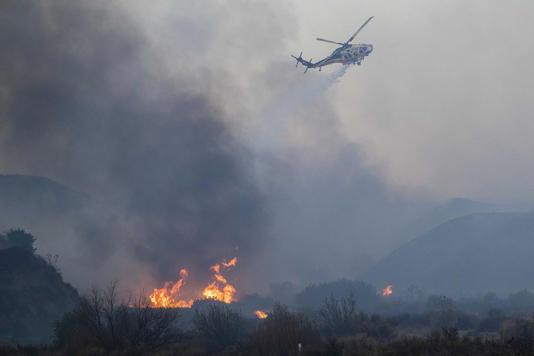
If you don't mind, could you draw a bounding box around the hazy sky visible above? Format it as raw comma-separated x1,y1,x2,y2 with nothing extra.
1,0,534,292
122,0,534,203
112,0,534,287
294,1,534,203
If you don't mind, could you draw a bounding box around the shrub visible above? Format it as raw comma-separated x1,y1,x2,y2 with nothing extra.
319,293,357,337
193,304,245,352
478,309,505,332
54,283,180,354
295,279,378,311
0,229,36,253
249,303,320,355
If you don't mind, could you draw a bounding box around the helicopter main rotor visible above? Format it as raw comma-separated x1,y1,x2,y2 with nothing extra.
316,16,374,47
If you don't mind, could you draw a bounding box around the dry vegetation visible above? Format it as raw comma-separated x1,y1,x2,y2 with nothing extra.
3,289,534,355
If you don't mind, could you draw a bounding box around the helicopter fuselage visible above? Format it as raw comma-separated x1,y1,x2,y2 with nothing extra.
316,43,374,68
291,17,374,73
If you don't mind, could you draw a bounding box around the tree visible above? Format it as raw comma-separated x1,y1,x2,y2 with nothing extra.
3,229,36,253
55,283,181,354
478,309,505,332
249,303,320,355
426,295,459,328
426,295,455,312
319,293,357,337
193,303,245,352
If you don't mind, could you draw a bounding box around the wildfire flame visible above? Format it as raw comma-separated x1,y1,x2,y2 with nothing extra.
255,310,268,319
149,268,194,308
201,257,238,304
149,257,238,308
382,284,393,297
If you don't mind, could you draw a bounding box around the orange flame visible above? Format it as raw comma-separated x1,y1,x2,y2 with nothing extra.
222,257,237,268
149,268,194,308
382,284,393,297
255,310,268,319
149,257,238,308
201,257,238,304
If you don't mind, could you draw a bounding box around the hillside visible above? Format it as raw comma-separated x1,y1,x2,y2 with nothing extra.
0,247,79,344
0,174,87,230
364,212,534,296
406,198,497,237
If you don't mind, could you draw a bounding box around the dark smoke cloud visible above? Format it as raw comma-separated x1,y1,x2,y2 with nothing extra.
0,1,265,290
0,0,469,295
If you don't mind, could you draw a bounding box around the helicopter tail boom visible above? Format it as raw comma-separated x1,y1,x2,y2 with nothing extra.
291,52,315,72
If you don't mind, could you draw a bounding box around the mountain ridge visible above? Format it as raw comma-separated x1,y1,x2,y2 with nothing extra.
364,212,534,296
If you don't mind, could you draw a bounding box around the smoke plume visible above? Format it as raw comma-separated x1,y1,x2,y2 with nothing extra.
0,0,445,293
0,0,266,291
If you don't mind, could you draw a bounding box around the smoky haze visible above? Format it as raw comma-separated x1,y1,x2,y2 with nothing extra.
294,0,534,202
0,0,266,292
1,0,533,296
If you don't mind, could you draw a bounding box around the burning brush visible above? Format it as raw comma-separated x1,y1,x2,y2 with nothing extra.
381,284,393,297
149,257,238,308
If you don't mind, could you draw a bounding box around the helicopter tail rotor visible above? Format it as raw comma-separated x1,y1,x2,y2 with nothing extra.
291,52,303,67
291,52,315,73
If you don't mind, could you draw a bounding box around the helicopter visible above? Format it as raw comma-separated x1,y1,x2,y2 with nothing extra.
291,16,374,73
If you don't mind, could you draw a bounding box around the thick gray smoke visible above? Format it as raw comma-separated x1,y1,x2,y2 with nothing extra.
0,1,265,291
1,0,480,295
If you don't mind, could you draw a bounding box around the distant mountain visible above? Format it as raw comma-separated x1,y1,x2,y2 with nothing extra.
364,212,534,296
409,198,497,234
371,198,502,261
395,198,498,245
0,174,87,230
0,247,79,344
